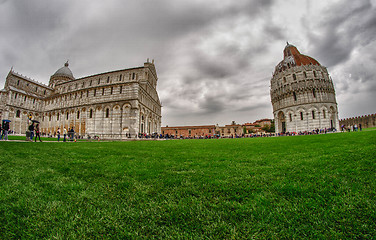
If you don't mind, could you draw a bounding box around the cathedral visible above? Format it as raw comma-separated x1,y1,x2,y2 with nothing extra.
0,60,162,139
270,43,339,134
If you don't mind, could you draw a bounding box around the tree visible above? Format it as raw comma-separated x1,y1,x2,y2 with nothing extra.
261,120,275,133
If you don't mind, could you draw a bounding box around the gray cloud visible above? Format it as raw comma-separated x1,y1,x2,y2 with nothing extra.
0,0,375,126
308,0,376,67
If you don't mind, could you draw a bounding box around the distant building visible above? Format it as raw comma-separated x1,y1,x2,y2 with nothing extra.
161,119,273,138
0,60,162,139
270,43,339,133
162,125,216,137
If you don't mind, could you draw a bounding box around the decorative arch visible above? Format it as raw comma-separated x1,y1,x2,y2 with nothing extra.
277,111,286,133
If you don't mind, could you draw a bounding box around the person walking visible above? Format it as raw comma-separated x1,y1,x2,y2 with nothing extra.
63,127,67,142
57,128,61,142
34,124,42,142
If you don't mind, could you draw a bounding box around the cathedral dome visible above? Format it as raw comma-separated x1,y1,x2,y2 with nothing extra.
52,61,74,79
275,43,320,73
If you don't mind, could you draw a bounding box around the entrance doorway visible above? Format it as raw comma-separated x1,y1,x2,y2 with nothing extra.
278,111,286,133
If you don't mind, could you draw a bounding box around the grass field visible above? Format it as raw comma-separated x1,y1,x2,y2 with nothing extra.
0,130,375,239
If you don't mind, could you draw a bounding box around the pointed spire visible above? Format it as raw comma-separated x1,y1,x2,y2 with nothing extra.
64,60,69,67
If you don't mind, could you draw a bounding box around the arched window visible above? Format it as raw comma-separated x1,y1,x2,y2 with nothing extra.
312,111,315,119
323,110,326,119
107,76,110,83
293,74,296,80
77,111,80,119
89,109,93,118
313,71,317,77
283,77,286,83
293,92,297,101
300,112,304,120
313,89,316,98
120,86,122,94
16,110,21,118
289,113,292,122
66,112,69,120
304,72,307,78
57,113,60,120
106,108,109,118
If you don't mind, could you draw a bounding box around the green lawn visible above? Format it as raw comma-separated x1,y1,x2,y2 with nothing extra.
0,131,375,239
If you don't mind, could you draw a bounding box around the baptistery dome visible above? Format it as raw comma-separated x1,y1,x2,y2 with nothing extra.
270,43,339,134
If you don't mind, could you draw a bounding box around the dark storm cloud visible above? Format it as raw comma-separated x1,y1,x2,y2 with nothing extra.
0,0,374,126
308,0,376,67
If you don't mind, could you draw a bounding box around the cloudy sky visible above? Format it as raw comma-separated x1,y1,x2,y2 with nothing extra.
0,0,375,126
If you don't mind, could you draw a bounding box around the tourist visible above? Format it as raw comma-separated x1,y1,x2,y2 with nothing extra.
29,123,35,141
34,124,42,142
69,127,75,141
1,121,9,141
57,128,61,142
63,127,67,142
359,123,362,131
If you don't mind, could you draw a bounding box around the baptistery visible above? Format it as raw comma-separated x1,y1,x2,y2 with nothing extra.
270,43,339,134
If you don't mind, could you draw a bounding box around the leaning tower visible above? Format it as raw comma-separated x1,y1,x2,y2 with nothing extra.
270,43,339,134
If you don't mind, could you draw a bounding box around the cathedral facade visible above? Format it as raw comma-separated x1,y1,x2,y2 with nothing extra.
270,43,339,134
0,60,162,139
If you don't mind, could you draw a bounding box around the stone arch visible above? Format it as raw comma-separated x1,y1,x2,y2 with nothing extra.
329,106,336,129
122,103,131,110
113,104,121,111
277,111,286,133
285,109,294,122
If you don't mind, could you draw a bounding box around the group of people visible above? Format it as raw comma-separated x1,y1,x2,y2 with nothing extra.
28,122,42,142
341,124,362,132
56,127,76,142
28,123,76,142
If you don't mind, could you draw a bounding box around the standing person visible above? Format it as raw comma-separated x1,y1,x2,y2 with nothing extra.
57,128,61,142
359,123,362,131
1,121,9,141
70,127,75,141
34,124,42,142
0,122,3,140
29,123,35,141
63,127,67,142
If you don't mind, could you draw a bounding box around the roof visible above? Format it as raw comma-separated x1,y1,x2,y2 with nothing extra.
10,71,51,89
52,61,74,79
8,86,40,98
275,43,321,73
